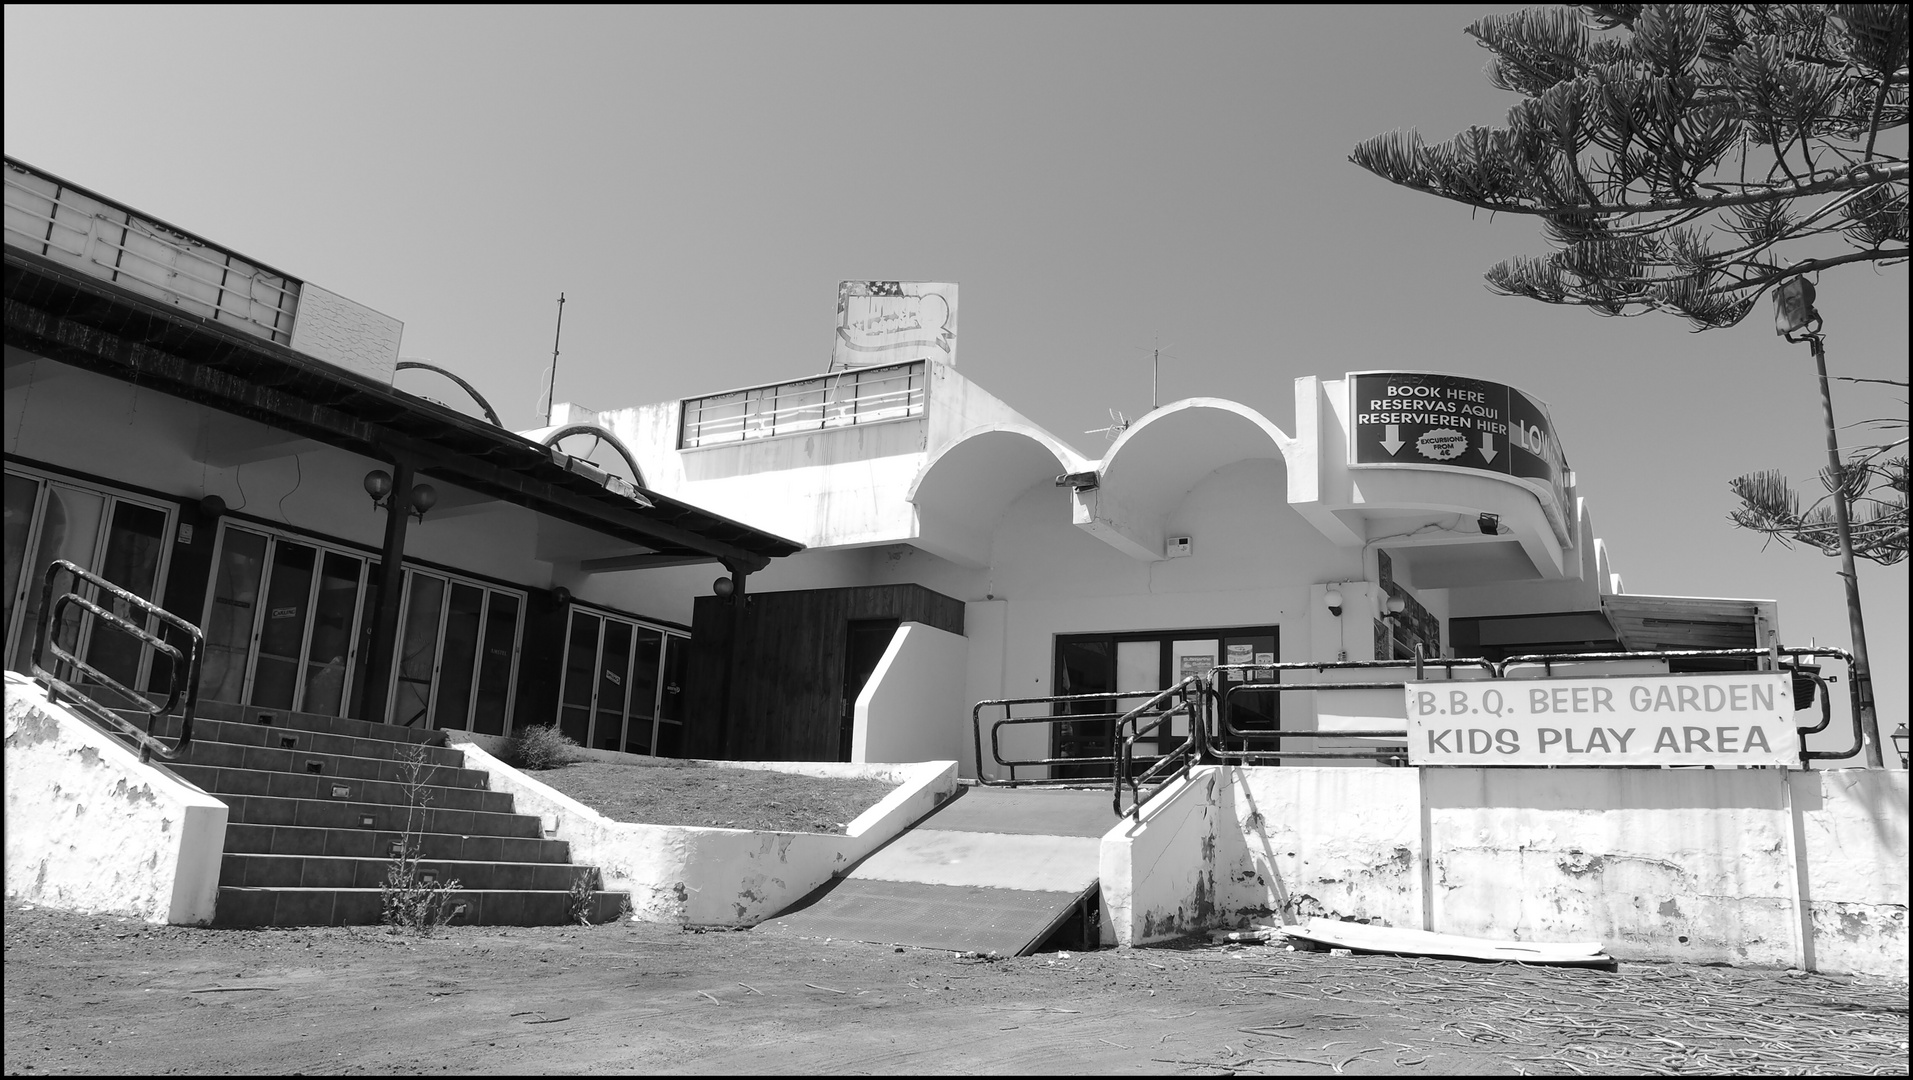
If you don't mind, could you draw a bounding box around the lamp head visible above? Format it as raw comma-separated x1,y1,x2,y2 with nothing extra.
550,586,571,605
1385,596,1407,616
1478,512,1500,536
713,576,736,599
1773,277,1822,339
409,483,438,518
1324,588,1343,618
1892,723,1910,768
197,494,227,520
363,469,394,502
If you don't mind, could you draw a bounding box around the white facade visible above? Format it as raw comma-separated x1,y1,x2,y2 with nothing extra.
540,361,1772,777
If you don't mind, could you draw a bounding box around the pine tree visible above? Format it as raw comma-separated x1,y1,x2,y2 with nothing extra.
1350,5,1907,328
1352,5,1908,765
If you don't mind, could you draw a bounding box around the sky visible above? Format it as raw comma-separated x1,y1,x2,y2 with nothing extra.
6,5,1906,758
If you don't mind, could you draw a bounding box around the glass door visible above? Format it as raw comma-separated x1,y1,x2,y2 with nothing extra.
202,523,375,718
3,469,175,695
1053,625,1280,776
555,608,683,756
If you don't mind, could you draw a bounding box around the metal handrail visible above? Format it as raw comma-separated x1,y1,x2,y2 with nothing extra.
1112,676,1204,818
968,646,1862,792
30,559,202,763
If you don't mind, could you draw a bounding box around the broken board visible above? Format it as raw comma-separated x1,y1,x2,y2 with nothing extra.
1277,918,1613,966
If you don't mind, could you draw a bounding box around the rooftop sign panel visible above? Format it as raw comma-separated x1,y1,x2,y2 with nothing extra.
831,280,957,370
1347,370,1572,543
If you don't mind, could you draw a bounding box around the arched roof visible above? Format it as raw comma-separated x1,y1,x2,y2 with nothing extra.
908,422,1085,517
1096,398,1294,518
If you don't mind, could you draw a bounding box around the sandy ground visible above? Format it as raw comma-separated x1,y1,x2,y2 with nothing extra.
5,901,1906,1076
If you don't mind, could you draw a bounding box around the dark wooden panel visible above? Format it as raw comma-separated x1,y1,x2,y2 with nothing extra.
684,583,965,761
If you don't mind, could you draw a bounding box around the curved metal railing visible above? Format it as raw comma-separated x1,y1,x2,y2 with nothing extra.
29,559,202,763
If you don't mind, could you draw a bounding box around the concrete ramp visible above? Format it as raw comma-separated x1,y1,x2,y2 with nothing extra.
759,785,1112,955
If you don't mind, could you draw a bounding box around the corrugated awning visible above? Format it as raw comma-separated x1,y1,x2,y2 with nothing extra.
4,246,802,572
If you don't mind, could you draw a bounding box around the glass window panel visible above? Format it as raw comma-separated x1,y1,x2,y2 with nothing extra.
344,564,379,719
1223,634,1279,734
3,472,44,666
658,633,686,722
557,611,599,746
300,551,364,717
431,584,485,731
595,619,633,751
248,542,316,710
82,500,169,694
470,592,518,735
741,387,775,440
1115,639,1165,743
10,484,104,673
390,572,447,728
201,528,267,703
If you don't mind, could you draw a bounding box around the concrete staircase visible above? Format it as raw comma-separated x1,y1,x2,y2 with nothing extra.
123,700,626,928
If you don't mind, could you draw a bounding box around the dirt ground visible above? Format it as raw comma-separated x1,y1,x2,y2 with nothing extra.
524,760,898,834
5,901,1906,1076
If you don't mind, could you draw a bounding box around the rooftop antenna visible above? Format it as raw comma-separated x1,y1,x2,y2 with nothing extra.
1086,408,1132,442
545,292,566,427
1131,337,1173,412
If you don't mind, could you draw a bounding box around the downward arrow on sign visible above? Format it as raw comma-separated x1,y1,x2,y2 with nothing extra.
1380,424,1405,455
1479,433,1498,463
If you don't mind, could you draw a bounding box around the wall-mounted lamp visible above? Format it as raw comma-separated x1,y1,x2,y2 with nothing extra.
1384,596,1407,617
550,586,572,605
197,494,227,520
1477,512,1500,536
1892,723,1910,768
364,469,437,521
1324,588,1343,618
1054,470,1100,492
713,576,736,598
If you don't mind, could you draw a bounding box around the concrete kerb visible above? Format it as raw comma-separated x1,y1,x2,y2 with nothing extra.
444,734,958,927
3,670,228,925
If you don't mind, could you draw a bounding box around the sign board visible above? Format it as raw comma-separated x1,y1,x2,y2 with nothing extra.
832,281,958,369
1405,672,1797,767
1349,371,1571,542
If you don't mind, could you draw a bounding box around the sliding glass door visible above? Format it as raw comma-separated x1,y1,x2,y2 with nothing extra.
200,522,522,729
556,607,686,756
3,467,174,695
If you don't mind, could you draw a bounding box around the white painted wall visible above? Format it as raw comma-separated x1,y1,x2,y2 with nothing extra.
1791,768,1908,977
853,622,968,765
1100,762,1909,975
4,671,227,925
446,737,958,927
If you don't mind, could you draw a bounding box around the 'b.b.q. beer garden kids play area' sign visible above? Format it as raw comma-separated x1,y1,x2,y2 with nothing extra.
1405,672,1798,767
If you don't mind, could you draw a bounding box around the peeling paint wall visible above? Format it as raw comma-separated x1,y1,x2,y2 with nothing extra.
1100,759,1908,977
3,671,227,924
1425,768,1798,967
1226,768,1424,929
1792,769,1908,978
449,739,958,926
1100,767,1236,946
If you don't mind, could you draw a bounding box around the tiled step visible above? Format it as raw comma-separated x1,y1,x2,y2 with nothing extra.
212,886,627,928
140,713,468,770
192,699,446,747
221,852,587,892
162,737,492,790
218,793,546,839
169,763,515,815
223,822,572,865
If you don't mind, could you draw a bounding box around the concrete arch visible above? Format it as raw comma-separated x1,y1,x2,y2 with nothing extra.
1072,398,1295,562
1100,398,1293,513
907,423,1086,568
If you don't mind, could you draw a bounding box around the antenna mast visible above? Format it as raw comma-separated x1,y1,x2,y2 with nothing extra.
545,292,566,426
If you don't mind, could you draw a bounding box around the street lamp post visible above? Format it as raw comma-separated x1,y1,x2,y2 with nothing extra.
1774,278,1884,767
